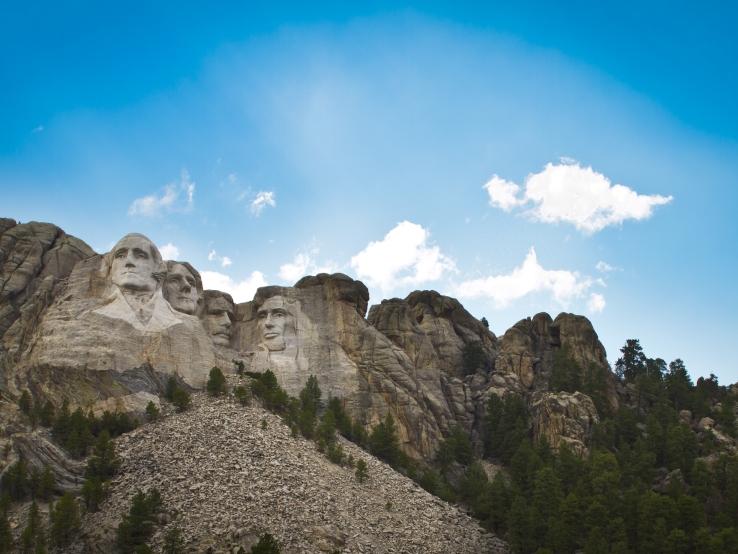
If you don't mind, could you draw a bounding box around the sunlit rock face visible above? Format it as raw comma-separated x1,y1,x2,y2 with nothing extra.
234,276,499,459
163,261,202,316
9,232,217,391
1,218,623,462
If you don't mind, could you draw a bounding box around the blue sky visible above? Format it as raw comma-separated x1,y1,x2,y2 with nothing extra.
2,2,737,383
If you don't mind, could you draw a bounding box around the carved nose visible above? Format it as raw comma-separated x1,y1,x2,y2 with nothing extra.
182,284,191,293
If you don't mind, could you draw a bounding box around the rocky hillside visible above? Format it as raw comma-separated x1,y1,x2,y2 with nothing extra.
1,218,614,464
75,381,507,553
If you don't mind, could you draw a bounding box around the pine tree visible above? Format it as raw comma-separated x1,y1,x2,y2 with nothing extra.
316,410,337,446
234,385,250,406
19,391,32,415
20,501,43,554
145,401,159,421
172,387,191,412
49,492,81,548
369,413,401,466
116,489,162,552
0,505,12,554
162,526,185,554
355,459,369,483
250,533,280,554
206,367,227,396
82,476,106,512
86,430,119,481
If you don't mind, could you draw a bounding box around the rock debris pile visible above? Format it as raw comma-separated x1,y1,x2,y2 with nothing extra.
78,387,508,553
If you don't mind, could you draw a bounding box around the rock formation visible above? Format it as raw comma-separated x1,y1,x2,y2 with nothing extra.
1,218,618,463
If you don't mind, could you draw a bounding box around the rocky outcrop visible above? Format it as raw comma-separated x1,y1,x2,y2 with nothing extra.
0,220,94,382
77,387,507,553
530,391,599,456
0,217,622,462
492,312,618,411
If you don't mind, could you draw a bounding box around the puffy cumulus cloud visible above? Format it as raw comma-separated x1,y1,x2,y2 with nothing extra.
349,221,456,292
455,247,593,308
200,270,268,303
484,162,672,233
221,256,232,268
278,249,338,283
128,169,196,217
483,175,524,212
159,243,180,260
251,191,276,216
587,292,606,313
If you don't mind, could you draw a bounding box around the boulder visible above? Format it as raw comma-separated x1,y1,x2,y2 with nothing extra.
531,391,599,456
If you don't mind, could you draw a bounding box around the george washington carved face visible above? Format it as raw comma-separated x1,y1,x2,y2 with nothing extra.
110,234,162,292
163,261,201,315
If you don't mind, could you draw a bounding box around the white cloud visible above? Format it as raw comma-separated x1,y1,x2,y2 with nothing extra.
349,221,456,292
32,125,44,134
587,292,606,313
251,191,276,216
483,161,672,233
596,260,617,273
455,247,592,308
207,249,234,268
483,175,524,212
128,169,196,217
278,250,338,283
200,270,268,303
159,243,180,260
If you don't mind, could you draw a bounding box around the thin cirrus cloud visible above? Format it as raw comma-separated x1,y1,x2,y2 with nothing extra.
484,161,673,233
128,169,196,217
278,249,338,284
207,249,232,268
200,270,268,303
250,191,276,216
455,247,600,310
349,221,456,292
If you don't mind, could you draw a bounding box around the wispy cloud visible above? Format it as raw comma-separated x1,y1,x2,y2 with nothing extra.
350,221,456,292
159,243,180,260
251,191,276,216
128,169,196,217
596,261,618,273
200,270,268,303
484,161,672,233
455,247,596,308
587,292,606,313
208,249,233,268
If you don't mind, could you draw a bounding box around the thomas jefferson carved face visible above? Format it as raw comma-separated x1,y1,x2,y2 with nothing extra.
257,295,294,352
163,262,201,315
203,291,234,346
110,234,161,292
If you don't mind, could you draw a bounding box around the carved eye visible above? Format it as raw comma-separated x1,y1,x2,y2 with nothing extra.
114,249,127,259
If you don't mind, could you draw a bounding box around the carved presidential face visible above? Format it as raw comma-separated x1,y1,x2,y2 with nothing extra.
110,234,160,292
203,292,234,346
257,295,294,352
163,263,200,315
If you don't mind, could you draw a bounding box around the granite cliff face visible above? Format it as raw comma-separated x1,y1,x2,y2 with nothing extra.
0,218,613,464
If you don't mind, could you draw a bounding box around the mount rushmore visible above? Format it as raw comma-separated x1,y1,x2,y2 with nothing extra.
0,218,614,460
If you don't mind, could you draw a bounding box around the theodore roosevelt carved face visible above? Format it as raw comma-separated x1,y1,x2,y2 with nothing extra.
256,295,295,352
202,290,234,346
163,261,202,315
110,234,162,292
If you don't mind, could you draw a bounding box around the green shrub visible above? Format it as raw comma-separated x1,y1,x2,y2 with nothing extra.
145,401,160,421
207,367,227,396
115,489,162,553
355,459,368,483
50,493,81,548
162,526,185,554
250,533,280,554
172,388,191,412
234,385,250,406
